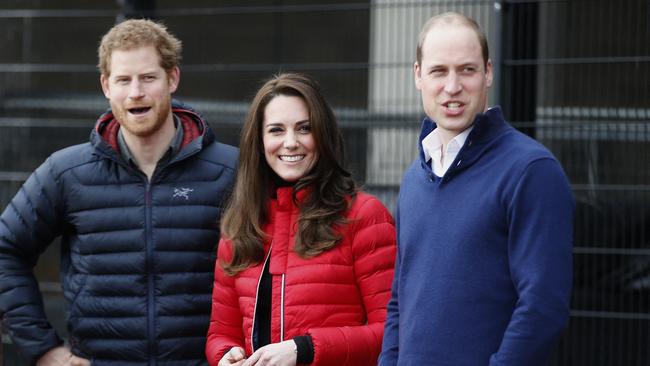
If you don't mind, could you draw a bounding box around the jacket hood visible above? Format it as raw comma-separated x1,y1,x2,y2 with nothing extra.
90,99,215,159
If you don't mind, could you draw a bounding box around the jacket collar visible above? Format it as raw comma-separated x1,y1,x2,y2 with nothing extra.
273,185,312,212
90,99,215,164
266,185,313,275
418,106,512,180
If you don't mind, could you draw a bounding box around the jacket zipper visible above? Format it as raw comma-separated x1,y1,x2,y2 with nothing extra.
250,242,273,352
145,179,156,366
280,273,285,342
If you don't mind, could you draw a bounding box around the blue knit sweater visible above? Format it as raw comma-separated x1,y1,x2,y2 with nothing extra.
380,107,574,366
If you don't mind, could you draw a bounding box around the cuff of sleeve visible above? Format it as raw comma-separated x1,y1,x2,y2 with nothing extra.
293,335,314,364
20,332,63,365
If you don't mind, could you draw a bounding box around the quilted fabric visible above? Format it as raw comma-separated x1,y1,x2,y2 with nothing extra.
0,101,238,365
206,188,396,366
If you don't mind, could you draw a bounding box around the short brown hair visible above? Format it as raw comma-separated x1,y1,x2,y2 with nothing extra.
416,12,489,67
97,19,182,76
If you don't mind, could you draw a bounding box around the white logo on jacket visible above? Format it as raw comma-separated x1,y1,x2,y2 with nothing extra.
173,187,194,200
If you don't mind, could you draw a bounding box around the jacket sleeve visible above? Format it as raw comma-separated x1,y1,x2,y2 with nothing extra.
307,196,397,366
490,158,575,366
206,238,246,366
378,202,400,366
0,158,65,364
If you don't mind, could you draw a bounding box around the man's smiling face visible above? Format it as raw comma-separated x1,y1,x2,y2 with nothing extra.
414,21,492,145
101,45,179,139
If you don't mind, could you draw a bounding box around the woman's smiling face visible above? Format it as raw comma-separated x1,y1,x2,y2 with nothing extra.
262,95,318,182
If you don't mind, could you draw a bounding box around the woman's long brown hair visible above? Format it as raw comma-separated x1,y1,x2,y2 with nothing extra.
220,73,356,275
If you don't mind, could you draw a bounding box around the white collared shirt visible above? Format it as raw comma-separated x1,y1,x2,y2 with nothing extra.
422,126,474,177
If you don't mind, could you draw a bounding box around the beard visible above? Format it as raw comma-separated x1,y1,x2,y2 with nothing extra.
112,92,173,138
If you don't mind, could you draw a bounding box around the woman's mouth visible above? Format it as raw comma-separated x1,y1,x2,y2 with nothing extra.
280,155,305,162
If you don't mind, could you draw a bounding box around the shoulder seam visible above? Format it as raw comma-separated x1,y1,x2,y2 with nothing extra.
49,149,104,181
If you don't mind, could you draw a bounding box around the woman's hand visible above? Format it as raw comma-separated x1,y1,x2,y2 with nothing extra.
241,340,297,366
218,347,247,366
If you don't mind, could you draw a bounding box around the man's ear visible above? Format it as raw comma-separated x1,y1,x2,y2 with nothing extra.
485,59,493,88
414,62,423,90
168,66,180,93
100,74,110,99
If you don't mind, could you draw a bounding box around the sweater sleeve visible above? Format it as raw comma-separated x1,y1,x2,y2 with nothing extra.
490,158,575,366
306,196,397,366
0,158,65,364
378,202,400,366
205,239,246,366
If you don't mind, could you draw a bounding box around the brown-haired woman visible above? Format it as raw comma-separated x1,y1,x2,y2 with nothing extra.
205,73,396,366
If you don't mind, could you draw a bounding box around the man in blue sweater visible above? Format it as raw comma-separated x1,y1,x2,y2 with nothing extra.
0,19,237,365
379,12,575,366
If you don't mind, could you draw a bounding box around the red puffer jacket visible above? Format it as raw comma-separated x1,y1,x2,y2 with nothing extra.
206,187,396,366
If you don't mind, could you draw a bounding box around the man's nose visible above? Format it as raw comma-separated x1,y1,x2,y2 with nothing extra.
128,81,145,99
444,73,462,95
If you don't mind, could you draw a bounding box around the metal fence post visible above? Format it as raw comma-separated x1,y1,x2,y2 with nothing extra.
492,1,503,108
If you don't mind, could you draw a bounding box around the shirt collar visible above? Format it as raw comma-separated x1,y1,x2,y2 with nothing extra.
117,114,184,166
421,125,474,163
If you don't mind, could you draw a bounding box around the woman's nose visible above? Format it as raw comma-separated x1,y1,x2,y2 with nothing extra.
283,133,299,149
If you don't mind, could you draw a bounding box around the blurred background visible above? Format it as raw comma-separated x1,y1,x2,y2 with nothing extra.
1,0,648,365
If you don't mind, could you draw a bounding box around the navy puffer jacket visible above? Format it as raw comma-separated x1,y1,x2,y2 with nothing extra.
0,101,238,365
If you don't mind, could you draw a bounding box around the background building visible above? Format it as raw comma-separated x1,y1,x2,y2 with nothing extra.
1,0,648,365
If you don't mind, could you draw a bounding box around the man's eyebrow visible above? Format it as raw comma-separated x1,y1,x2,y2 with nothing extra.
426,64,447,70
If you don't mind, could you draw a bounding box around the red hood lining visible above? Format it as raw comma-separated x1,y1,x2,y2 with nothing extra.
96,109,204,153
